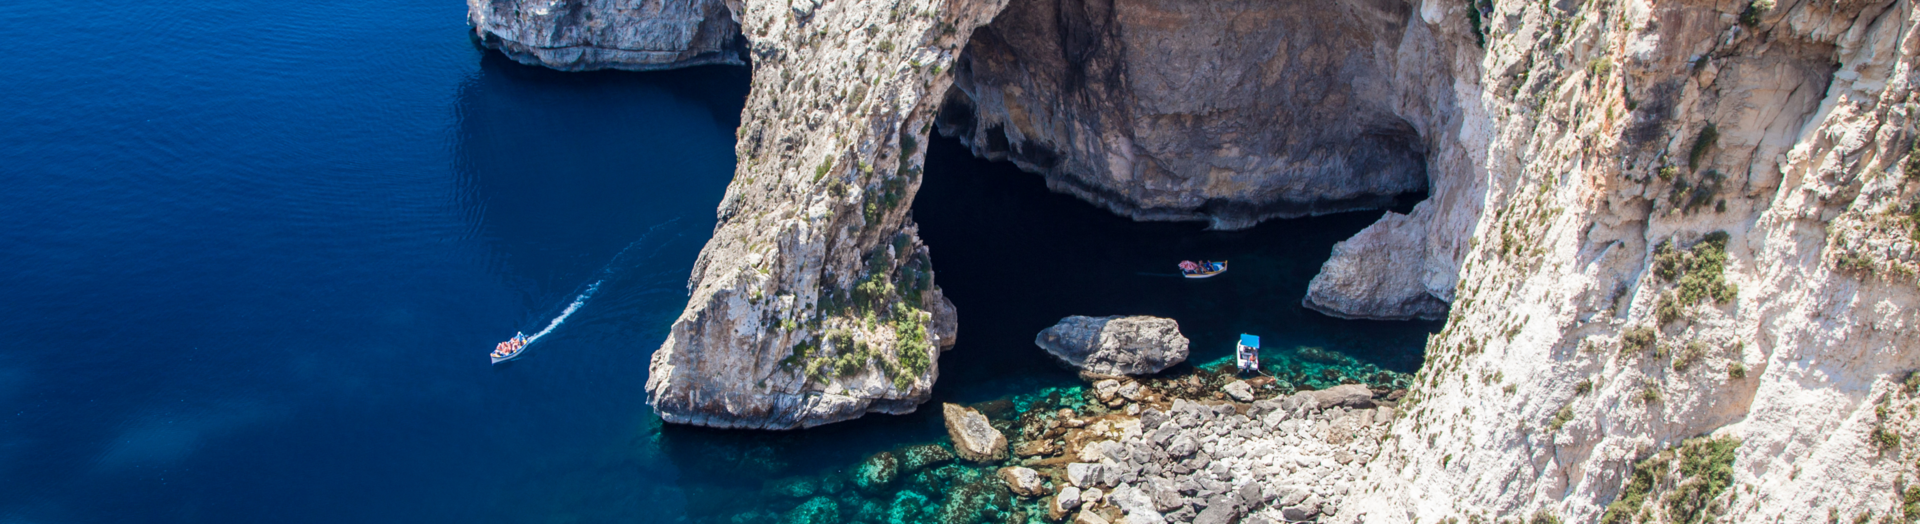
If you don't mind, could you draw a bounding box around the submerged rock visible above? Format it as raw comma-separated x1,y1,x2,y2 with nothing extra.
943,403,1008,463
781,496,841,524
854,451,899,494
940,479,1012,524
888,490,932,523
1035,316,1189,376
898,444,955,472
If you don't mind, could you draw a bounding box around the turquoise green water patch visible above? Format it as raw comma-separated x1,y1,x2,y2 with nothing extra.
699,386,1102,524
1196,344,1414,391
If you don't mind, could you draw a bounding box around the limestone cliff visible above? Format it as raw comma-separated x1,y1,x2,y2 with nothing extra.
1339,0,1920,521
467,0,745,71
935,0,1449,230
477,0,1920,517
640,0,1005,429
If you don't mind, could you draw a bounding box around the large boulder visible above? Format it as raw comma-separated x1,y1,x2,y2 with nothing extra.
1035,316,1190,376
999,466,1046,497
943,403,1008,463
1309,384,1376,409
1303,212,1450,321
467,0,746,72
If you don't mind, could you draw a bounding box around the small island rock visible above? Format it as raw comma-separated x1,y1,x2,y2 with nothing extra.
942,403,1008,463
1035,316,1190,376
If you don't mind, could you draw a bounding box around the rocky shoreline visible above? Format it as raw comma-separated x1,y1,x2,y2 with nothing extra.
985,371,1402,524
703,360,1410,524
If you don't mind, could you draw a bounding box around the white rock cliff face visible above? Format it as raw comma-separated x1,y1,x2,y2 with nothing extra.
638,0,1005,429
474,0,1920,518
937,0,1454,230
1340,0,1920,522
468,0,745,71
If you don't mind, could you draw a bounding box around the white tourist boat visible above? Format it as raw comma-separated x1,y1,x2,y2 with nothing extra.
491,332,529,364
1179,260,1227,278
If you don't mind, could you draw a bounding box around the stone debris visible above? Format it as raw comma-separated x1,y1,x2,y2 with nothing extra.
1223,380,1256,402
1009,379,1391,523
999,466,1046,497
1051,486,1083,520
944,403,1009,463
1036,315,1190,376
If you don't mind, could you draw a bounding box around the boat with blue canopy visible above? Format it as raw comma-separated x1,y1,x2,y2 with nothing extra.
1236,334,1260,375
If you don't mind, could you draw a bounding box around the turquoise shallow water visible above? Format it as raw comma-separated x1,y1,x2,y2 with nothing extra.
0,0,1434,520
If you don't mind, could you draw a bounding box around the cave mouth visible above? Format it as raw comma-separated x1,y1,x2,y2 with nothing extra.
909,133,1438,403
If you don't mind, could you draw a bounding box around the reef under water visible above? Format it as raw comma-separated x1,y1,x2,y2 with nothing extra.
657,137,1439,524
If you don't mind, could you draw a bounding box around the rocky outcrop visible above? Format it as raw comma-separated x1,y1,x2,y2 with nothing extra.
466,0,746,71
1304,212,1451,320
642,0,1007,429
1337,0,1920,522
513,0,1920,518
1005,383,1397,524
936,0,1454,229
1035,315,1190,376
944,403,1009,462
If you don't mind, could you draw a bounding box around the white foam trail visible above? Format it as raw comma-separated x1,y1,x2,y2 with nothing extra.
526,280,601,344
516,217,680,348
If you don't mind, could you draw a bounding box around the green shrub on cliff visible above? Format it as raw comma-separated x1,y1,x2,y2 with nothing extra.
890,305,932,390
1602,437,1741,524
815,156,834,183
1652,232,1736,316
1687,124,1719,171
1740,0,1774,26
1621,326,1657,355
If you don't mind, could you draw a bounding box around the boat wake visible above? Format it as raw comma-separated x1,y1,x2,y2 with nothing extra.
526,281,598,344
518,218,680,348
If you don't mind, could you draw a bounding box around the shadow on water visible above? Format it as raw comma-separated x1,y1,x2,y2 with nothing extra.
651,134,1442,523
450,54,752,522
455,53,751,305
912,135,1440,404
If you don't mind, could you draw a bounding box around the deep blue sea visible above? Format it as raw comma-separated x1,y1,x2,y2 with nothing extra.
0,0,1434,522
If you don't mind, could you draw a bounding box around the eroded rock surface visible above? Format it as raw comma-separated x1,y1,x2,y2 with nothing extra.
938,0,1452,230
467,0,745,71
1304,211,1450,321
944,403,1009,462
643,0,1007,429
1035,315,1190,376
1003,377,1394,524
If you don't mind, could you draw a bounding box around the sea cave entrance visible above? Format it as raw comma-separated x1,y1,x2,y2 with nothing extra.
909,134,1440,403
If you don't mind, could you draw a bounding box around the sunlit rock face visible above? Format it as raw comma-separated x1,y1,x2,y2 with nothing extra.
467,0,745,71
938,0,1444,230
641,0,1007,429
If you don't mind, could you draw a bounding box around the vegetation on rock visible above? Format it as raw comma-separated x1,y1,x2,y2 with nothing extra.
1600,437,1740,524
